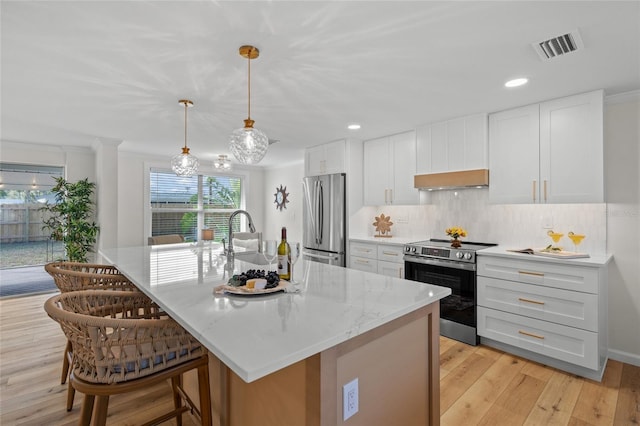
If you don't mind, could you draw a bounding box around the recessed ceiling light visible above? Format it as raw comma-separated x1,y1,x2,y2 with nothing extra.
505,78,529,88
347,123,361,130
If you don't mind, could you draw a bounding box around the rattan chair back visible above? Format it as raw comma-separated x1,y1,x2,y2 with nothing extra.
45,261,136,293
45,290,204,384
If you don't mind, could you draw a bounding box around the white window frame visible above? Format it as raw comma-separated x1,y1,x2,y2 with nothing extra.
143,161,250,242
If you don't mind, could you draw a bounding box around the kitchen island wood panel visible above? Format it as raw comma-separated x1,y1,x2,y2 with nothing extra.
184,302,439,426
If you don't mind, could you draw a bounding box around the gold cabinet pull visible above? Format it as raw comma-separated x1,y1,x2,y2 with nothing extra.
518,270,544,277
382,251,398,256
532,180,537,203
519,330,545,340
355,259,370,264
543,180,548,203
518,297,545,305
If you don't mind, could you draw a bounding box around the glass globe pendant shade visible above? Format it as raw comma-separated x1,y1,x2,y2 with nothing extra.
229,119,269,164
214,154,232,171
171,147,199,177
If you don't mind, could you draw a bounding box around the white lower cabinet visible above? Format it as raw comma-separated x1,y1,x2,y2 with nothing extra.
477,254,607,380
348,240,404,278
478,307,599,369
349,241,377,273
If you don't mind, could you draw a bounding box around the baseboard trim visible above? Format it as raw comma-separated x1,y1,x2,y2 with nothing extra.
608,348,640,367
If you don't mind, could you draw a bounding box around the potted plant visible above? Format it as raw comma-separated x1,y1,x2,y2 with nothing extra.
41,177,99,262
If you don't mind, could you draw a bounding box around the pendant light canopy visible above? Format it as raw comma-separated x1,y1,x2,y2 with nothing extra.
171,99,199,177
229,45,269,165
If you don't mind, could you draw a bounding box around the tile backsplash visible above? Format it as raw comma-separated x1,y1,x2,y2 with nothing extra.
350,188,607,256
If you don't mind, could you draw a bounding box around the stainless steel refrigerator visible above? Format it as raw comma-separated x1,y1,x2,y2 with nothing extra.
302,173,346,266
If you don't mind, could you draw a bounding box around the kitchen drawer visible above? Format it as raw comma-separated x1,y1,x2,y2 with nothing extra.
349,242,377,260
349,256,377,273
378,260,404,278
478,307,598,370
377,244,404,264
477,256,598,294
478,276,598,331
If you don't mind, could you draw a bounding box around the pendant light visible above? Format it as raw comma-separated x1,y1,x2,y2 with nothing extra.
214,154,232,171
228,45,269,165
171,99,199,177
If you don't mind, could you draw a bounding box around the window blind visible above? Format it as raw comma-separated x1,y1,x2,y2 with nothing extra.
149,170,243,242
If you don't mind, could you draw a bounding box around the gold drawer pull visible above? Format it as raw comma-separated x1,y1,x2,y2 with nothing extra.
519,330,545,340
518,297,545,305
356,248,372,253
518,270,544,277
355,259,370,264
382,251,398,256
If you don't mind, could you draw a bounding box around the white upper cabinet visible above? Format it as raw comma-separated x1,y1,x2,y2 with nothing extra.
363,130,418,205
488,104,540,204
416,113,488,174
489,90,604,204
305,139,346,176
539,91,604,203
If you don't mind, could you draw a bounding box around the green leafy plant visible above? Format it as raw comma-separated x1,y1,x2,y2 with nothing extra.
40,177,99,262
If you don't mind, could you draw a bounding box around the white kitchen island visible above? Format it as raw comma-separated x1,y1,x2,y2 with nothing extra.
101,243,450,426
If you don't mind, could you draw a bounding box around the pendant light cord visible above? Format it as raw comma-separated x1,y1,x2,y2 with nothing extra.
184,101,188,149
247,47,252,120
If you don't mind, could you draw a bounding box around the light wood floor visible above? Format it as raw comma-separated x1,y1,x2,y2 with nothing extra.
1,292,638,425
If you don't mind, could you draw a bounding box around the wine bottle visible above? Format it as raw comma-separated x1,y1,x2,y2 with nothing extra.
277,227,291,280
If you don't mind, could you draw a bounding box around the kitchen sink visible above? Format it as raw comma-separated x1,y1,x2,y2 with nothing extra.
232,251,271,265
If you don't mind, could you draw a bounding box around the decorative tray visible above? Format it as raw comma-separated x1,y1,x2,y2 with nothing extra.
532,250,590,259
214,280,290,296
508,248,589,259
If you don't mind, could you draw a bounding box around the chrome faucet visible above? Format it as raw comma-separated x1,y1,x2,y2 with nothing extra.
225,210,256,259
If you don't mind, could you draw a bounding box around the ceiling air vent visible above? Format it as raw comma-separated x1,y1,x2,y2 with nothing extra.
533,29,584,60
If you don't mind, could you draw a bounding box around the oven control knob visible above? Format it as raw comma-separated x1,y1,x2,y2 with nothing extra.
464,253,473,260
411,247,417,253
456,252,464,259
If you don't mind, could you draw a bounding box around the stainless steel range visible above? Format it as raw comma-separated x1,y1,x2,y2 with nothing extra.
403,239,496,346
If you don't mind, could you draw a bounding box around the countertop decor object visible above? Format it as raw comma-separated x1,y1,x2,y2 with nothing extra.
373,213,393,237
274,184,289,210
445,226,467,248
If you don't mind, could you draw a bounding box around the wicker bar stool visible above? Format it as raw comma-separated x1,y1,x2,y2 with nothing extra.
44,290,212,426
44,261,139,411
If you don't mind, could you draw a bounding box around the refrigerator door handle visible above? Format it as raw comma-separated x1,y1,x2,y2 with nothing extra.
314,180,320,245
317,181,324,245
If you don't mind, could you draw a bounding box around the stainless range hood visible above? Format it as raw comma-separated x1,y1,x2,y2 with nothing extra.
414,169,489,190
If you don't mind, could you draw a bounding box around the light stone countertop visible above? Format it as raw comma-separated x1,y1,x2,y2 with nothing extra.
100,243,450,383
478,245,612,267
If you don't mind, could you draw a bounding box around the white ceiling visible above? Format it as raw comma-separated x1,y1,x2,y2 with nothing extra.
2,1,639,168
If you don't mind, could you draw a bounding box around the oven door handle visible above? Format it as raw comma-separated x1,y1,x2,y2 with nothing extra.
404,255,477,272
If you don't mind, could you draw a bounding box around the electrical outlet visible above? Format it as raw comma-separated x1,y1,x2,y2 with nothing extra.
396,215,408,224
542,215,553,229
343,378,359,421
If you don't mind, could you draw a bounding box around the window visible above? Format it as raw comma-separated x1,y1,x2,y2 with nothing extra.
0,163,65,265
149,170,244,243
